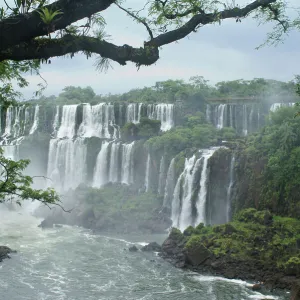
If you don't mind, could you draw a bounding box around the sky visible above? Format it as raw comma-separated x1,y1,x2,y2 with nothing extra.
19,0,300,99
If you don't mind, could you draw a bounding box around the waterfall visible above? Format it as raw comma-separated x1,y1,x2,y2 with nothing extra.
57,105,78,138
47,138,87,191
93,141,111,188
29,105,39,135
171,156,197,230
195,149,216,225
157,156,165,195
242,105,248,136
171,149,216,231
12,106,23,138
126,103,142,124
156,104,174,131
145,154,151,192
178,157,202,231
109,142,120,183
216,104,226,129
226,155,235,222
163,158,175,208
52,106,60,136
78,103,117,139
3,106,13,139
121,142,135,185
270,102,295,112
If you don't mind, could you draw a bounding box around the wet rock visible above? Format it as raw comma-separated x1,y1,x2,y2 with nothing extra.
291,280,300,300
128,245,139,252
251,283,262,291
185,244,212,266
141,242,161,252
0,246,16,262
38,218,54,228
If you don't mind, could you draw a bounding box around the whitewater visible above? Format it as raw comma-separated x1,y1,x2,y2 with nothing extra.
0,209,288,300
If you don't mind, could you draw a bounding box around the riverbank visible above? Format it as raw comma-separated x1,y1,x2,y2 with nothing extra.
159,209,300,297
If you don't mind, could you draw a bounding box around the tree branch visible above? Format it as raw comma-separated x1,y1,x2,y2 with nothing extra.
0,35,159,66
146,0,277,47
115,2,153,40
0,0,116,52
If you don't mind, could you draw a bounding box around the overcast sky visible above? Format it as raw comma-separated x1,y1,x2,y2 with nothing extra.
21,0,300,99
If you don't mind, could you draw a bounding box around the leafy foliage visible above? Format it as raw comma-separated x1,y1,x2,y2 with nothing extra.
0,148,59,206
181,208,300,273
233,105,300,217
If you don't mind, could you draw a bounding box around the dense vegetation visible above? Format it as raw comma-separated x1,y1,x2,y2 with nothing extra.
172,208,300,275
31,77,299,106
233,105,300,218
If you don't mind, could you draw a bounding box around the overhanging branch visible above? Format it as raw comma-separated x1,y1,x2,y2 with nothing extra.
146,0,277,47
0,0,116,52
0,35,159,67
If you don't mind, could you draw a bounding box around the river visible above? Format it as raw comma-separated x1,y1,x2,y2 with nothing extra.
0,209,290,300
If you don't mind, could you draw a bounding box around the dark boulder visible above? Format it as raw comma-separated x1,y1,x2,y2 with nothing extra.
185,244,212,266
0,246,16,262
38,218,54,228
141,242,161,252
129,245,139,252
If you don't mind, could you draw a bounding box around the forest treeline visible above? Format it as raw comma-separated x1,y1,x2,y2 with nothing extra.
30,76,300,106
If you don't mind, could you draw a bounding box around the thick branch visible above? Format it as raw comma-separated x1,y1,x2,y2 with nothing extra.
0,0,116,52
0,35,159,66
147,0,277,47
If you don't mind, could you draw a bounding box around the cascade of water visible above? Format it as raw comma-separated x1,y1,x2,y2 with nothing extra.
195,149,216,225
145,154,151,192
216,104,226,129
270,102,295,112
13,106,24,138
171,156,197,230
178,157,202,231
29,105,39,135
229,105,234,128
109,142,120,183
226,155,235,223
57,105,78,138
78,103,117,139
3,106,13,139
156,104,174,131
163,158,175,207
157,156,165,195
242,105,248,136
93,141,111,188
121,142,135,185
249,105,254,133
126,103,142,124
47,138,87,191
52,106,60,137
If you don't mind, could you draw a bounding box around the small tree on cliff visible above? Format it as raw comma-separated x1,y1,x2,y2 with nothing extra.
0,149,60,207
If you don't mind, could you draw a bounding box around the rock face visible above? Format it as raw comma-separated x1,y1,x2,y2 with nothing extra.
0,246,16,262
141,242,161,252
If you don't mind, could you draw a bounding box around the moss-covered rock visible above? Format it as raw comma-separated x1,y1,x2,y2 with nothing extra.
161,208,300,291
